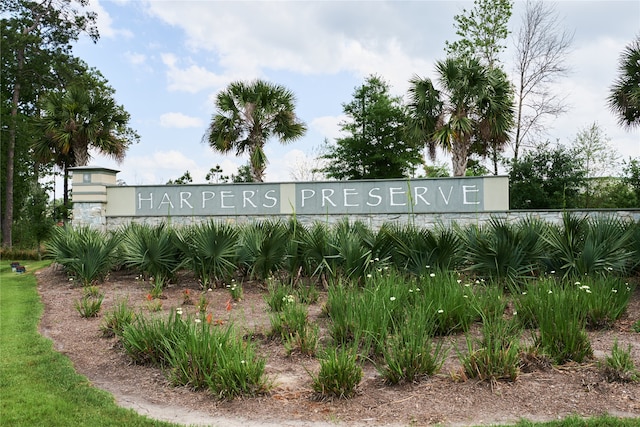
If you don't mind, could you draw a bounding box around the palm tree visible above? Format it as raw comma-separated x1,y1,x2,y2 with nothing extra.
408,57,514,176
608,36,640,129
203,79,307,182
33,85,138,216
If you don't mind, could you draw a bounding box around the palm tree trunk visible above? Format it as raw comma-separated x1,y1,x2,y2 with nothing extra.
451,141,469,177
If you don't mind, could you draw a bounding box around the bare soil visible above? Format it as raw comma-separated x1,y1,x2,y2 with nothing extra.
36,266,640,427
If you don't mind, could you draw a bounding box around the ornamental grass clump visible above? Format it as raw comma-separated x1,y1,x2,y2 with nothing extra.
531,280,593,364
174,221,239,289
416,271,477,336
378,305,447,384
459,311,522,382
326,274,406,358
119,223,182,289
575,277,634,329
264,279,295,312
100,298,135,338
165,319,268,398
601,340,639,383
311,346,362,399
74,287,104,318
121,309,268,398
46,226,119,286
270,301,319,356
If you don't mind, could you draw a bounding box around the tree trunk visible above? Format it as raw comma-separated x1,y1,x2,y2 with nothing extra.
2,46,24,248
451,141,469,177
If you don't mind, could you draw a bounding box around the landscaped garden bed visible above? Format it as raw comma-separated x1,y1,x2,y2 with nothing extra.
36,215,640,426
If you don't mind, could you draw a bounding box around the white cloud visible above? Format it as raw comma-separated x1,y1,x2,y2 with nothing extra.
310,115,346,141
144,2,443,83
159,112,203,129
161,53,231,94
124,51,146,66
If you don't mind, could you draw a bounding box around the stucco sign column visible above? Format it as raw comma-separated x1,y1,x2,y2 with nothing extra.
69,166,119,231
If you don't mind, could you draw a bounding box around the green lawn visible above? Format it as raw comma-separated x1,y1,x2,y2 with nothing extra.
0,261,178,427
0,261,637,427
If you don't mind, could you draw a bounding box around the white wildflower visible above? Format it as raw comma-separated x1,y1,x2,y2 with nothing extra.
430,273,436,278
390,297,396,301
194,318,201,324
437,309,444,314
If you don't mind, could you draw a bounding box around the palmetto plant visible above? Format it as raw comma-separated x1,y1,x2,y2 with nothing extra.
543,213,636,278
175,221,239,289
459,217,546,285
381,223,462,275
119,223,182,287
298,222,339,282
238,220,289,280
45,226,119,286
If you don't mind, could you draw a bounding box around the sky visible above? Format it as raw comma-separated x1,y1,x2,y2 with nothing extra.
70,0,640,186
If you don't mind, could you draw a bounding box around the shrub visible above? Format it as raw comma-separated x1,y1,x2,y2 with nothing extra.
119,223,182,288
416,271,477,336
311,346,362,399
264,279,295,312
543,213,635,279
175,221,239,288
165,319,268,398
237,220,289,280
458,217,546,285
121,310,268,398
46,226,119,286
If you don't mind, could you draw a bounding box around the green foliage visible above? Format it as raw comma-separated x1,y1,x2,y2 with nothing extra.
542,213,636,278
270,302,318,356
45,226,119,286
0,260,181,426
608,35,640,129
509,143,586,209
622,157,640,205
408,57,514,176
571,123,619,207
269,301,308,340
445,0,513,67
459,217,547,284
204,79,306,182
311,346,362,399
238,220,289,280
100,298,136,338
226,280,243,301
526,279,593,364
380,223,463,274
166,170,193,185
121,309,268,398
601,340,639,383
319,75,423,180
175,220,239,288
74,287,104,318
459,311,521,382
163,318,268,398
264,279,296,312
417,271,477,336
298,222,339,279
378,305,447,384
119,223,182,287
